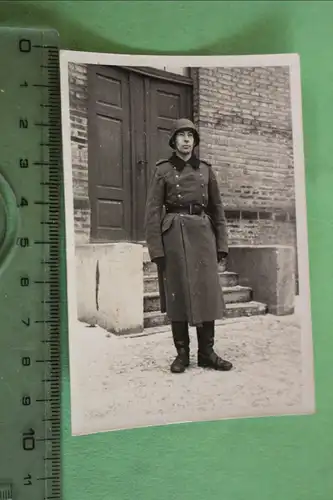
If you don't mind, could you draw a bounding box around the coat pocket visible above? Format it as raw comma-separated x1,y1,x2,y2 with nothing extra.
161,214,174,234
206,213,217,235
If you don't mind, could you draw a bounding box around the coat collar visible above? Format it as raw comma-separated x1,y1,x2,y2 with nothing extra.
169,152,201,171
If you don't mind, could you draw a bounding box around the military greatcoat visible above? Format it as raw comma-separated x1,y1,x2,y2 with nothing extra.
144,152,229,327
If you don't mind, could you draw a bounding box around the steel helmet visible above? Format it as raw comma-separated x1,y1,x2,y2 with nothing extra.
169,118,200,149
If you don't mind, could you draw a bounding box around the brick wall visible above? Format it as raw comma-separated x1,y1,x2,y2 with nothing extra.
192,66,296,249
68,62,90,244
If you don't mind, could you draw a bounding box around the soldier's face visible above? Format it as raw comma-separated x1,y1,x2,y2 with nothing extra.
175,130,194,155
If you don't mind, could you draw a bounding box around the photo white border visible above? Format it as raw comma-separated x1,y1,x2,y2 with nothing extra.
59,50,315,433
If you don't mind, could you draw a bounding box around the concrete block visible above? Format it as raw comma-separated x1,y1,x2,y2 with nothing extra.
227,245,296,316
76,242,144,334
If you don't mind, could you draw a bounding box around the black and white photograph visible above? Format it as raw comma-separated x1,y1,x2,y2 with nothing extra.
60,51,315,436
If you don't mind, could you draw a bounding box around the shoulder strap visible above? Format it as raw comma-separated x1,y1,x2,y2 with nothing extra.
200,159,212,167
156,159,169,166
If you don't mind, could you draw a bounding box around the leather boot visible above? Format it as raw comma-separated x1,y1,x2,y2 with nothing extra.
170,321,190,373
197,321,233,371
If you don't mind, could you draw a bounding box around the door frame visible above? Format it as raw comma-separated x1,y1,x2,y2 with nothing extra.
87,64,194,243
122,65,194,86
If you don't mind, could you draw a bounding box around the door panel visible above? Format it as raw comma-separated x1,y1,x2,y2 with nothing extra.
88,66,132,242
156,92,181,120
95,115,123,188
149,79,193,175
88,66,193,243
134,78,192,241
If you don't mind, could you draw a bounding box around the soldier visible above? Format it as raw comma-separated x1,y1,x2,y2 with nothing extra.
144,118,233,374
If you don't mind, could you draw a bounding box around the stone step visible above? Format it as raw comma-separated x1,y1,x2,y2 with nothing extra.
143,271,239,293
144,301,267,329
143,260,157,274
144,311,170,329
144,285,252,313
143,260,227,275
224,301,267,318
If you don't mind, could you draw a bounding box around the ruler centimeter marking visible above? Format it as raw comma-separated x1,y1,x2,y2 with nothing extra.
0,28,62,500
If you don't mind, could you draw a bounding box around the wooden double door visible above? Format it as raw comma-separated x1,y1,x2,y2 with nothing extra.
87,65,193,243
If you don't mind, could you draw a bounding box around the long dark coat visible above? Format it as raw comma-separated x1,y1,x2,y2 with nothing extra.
144,153,229,326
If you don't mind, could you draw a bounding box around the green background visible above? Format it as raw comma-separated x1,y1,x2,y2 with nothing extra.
1,1,332,499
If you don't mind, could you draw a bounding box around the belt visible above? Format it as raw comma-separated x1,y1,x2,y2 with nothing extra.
165,203,207,215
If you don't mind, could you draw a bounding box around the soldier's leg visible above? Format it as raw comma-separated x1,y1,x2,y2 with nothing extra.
170,321,190,373
196,321,233,371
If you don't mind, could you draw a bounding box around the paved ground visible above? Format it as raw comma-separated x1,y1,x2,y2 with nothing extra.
69,300,311,436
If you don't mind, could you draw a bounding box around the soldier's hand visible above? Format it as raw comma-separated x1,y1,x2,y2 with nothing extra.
217,251,228,263
153,256,166,272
